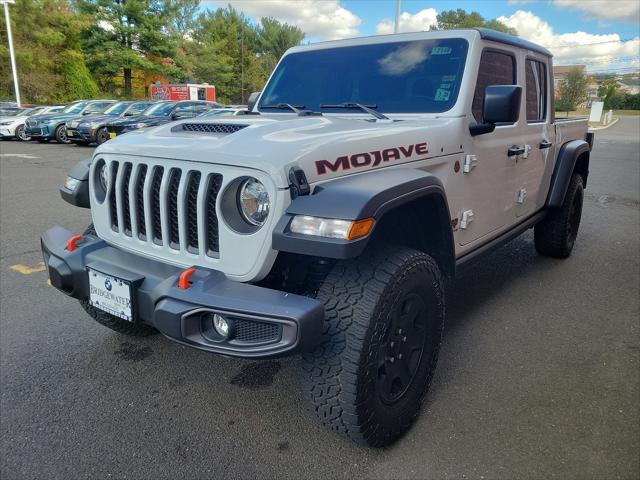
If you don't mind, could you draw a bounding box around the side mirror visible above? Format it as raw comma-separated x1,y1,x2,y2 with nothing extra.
82,111,92,115
247,91,261,111
124,111,134,116
470,85,522,136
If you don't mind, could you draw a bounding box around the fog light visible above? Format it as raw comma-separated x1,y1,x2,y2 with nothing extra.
64,176,81,192
212,314,230,338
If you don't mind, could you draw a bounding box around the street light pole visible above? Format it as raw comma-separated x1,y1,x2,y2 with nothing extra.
394,0,401,34
2,0,21,107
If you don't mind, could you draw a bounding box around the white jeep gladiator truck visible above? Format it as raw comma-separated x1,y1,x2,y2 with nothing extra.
42,28,592,447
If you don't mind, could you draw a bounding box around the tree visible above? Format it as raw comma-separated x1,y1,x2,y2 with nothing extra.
556,69,589,114
435,9,517,35
74,0,186,97
0,0,95,102
255,17,305,74
597,77,619,109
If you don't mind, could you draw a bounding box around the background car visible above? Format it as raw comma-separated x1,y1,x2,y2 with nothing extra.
66,100,156,146
25,100,117,144
105,100,222,137
0,105,64,141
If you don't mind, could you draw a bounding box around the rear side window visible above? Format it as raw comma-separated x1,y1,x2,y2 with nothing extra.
526,59,547,121
472,50,516,123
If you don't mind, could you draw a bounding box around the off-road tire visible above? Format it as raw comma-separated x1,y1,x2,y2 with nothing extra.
79,223,156,337
54,124,70,144
303,246,445,447
535,173,584,258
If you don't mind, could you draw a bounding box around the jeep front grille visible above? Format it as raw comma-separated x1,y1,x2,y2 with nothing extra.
106,160,223,256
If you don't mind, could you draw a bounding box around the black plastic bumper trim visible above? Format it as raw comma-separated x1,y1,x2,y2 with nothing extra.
41,225,324,358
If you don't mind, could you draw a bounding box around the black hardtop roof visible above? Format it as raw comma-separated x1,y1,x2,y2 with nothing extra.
474,28,552,57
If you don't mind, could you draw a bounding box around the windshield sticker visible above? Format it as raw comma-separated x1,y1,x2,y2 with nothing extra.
431,46,452,55
442,75,456,82
315,142,429,175
435,89,451,101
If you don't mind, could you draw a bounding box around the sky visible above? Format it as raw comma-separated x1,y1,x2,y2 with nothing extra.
204,0,640,74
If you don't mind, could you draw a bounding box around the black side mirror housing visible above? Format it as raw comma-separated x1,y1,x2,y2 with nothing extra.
247,91,261,111
470,85,522,136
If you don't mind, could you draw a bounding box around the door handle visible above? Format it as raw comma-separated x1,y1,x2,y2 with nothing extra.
508,146,526,157
539,141,553,149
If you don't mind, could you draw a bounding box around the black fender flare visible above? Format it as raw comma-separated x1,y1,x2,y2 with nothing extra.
272,168,454,272
59,158,91,208
546,139,590,208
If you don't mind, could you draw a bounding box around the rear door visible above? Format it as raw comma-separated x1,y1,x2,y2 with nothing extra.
515,55,554,217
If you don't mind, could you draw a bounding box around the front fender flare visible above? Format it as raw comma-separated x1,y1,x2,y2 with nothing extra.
272,168,453,263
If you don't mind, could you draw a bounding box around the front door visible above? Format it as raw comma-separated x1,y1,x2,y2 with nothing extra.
456,48,519,247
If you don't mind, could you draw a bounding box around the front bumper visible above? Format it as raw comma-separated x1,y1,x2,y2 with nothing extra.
0,126,17,137
41,225,324,358
25,125,53,138
67,127,96,143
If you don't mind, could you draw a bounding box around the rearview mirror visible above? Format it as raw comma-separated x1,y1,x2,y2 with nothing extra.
247,91,261,111
470,85,522,136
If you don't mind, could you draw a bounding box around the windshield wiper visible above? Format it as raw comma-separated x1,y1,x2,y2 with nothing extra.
319,102,389,120
260,103,305,114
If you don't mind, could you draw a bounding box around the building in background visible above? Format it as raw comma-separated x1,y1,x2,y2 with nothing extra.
553,65,587,96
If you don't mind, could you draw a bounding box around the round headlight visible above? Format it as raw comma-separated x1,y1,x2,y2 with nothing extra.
99,163,109,191
238,178,270,226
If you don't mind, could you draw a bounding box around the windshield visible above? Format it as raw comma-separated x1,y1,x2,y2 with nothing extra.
62,102,89,114
0,108,24,116
103,102,131,115
127,102,153,115
201,109,235,117
144,102,175,116
259,38,468,114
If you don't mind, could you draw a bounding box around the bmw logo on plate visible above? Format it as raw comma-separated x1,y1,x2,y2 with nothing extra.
104,279,112,291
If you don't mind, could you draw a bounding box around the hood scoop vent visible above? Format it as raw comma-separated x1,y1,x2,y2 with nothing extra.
174,123,249,134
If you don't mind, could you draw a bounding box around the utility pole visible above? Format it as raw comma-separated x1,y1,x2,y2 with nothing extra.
394,0,401,34
1,0,20,106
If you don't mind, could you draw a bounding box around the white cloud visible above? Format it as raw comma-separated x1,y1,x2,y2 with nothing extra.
376,8,438,35
507,0,537,4
498,10,640,72
212,0,361,40
553,0,640,23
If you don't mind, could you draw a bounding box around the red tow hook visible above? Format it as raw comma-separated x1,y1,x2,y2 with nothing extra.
178,267,196,290
66,234,83,252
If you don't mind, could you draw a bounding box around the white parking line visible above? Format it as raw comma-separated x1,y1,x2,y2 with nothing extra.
0,153,40,159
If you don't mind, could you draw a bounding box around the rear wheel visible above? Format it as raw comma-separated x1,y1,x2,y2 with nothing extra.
303,246,445,447
54,124,70,144
535,173,584,258
15,124,30,141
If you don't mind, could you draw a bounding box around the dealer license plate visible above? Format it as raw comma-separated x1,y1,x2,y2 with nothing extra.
88,269,133,321
67,129,74,137
109,132,116,139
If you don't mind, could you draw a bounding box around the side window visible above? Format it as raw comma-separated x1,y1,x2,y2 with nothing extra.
526,59,547,122
472,50,516,123
173,105,194,118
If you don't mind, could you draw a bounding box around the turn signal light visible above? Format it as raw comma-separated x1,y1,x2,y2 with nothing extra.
346,218,375,240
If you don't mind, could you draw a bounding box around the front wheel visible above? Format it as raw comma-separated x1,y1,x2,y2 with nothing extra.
303,246,445,447
96,127,110,145
54,124,70,144
15,124,30,141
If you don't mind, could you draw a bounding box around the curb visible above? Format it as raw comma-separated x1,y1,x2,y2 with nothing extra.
589,117,619,131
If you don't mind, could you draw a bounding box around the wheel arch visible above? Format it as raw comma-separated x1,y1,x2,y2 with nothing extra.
272,168,456,278
546,139,590,208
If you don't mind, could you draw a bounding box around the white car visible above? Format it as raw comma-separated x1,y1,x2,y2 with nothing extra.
0,105,65,141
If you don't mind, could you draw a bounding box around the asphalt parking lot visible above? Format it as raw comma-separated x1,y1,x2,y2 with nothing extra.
1,118,639,479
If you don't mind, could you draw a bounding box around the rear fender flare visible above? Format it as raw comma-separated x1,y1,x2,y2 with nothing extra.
547,139,590,208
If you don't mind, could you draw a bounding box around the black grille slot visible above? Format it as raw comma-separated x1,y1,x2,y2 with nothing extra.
167,169,181,249
109,162,119,231
205,174,223,255
179,123,248,134
150,166,164,244
136,165,147,240
121,163,133,236
234,319,281,344
185,172,201,252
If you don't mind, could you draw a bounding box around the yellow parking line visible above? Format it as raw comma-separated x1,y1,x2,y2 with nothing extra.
9,262,46,275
